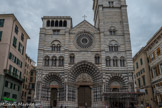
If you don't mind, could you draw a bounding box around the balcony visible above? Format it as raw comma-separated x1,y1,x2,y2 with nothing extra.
4,69,24,82
155,86,162,94
152,74,162,83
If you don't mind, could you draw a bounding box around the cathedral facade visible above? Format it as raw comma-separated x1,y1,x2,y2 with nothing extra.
35,0,135,108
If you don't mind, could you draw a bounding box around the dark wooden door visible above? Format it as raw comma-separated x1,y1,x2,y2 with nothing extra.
78,86,91,107
50,88,57,107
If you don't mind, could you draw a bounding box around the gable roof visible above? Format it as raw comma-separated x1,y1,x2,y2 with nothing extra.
71,20,99,32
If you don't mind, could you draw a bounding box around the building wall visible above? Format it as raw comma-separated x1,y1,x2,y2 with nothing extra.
133,48,154,107
145,27,162,107
0,14,29,103
27,67,36,103
35,0,134,107
22,55,35,103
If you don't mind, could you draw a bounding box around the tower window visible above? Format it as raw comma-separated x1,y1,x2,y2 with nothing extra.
59,20,63,27
95,54,100,64
113,56,118,67
55,20,59,27
57,44,61,51
51,44,56,51
53,30,60,35
63,20,67,27
114,45,118,52
109,26,116,35
108,1,114,7
106,56,111,67
70,54,75,64
51,20,54,27
52,56,57,67
120,57,125,67
44,56,50,66
47,20,50,27
51,40,61,52
59,56,64,67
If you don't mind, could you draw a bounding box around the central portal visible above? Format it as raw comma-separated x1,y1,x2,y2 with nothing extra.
50,88,58,107
78,86,91,107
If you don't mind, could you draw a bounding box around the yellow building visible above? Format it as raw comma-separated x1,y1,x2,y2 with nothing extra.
133,27,162,108
145,27,162,107
21,54,35,103
133,47,154,108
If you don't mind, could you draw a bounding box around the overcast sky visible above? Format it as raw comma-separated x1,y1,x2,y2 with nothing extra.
0,0,162,63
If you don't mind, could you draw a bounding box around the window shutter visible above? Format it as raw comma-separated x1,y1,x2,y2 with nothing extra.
0,31,2,41
9,52,12,59
160,95,162,102
157,48,161,56
157,64,160,76
18,42,20,52
9,65,12,73
153,51,155,59
13,37,17,48
0,19,5,27
14,57,17,63
22,46,24,55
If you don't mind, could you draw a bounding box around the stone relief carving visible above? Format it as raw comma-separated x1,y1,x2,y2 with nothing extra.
76,73,93,83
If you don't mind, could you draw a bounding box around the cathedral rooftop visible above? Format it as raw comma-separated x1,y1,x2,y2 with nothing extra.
42,16,72,20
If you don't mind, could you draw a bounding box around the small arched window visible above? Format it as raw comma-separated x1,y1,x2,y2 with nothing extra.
55,20,58,27
114,44,119,52
47,20,50,27
59,56,64,67
51,20,54,27
59,20,63,27
106,56,111,67
120,57,125,67
70,54,75,64
113,56,118,67
95,54,100,64
51,44,56,51
63,20,67,27
52,56,57,67
109,44,113,52
51,40,61,52
57,44,61,52
109,40,119,52
109,26,116,35
44,56,50,66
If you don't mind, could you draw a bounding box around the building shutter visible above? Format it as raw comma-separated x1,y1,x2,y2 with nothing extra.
157,47,161,56
160,95,162,102
22,46,24,55
153,51,156,59
18,42,21,52
9,52,12,59
0,31,2,41
157,64,160,76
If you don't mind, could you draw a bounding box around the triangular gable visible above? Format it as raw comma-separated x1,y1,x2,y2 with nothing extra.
71,20,99,32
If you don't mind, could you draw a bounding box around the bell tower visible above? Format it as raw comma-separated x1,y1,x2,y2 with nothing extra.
93,0,134,93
